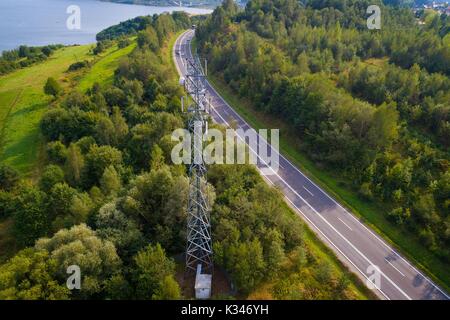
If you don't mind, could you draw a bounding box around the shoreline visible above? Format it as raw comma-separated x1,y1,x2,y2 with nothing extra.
0,0,212,53
99,0,218,10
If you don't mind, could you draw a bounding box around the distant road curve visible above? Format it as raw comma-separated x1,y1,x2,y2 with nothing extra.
173,29,449,300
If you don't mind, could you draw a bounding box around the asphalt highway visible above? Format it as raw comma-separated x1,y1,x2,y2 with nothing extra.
173,29,449,300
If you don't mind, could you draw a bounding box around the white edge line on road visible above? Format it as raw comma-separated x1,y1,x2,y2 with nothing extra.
172,31,184,75
284,195,389,300
344,209,449,298
385,258,406,277
262,178,389,299
179,32,187,68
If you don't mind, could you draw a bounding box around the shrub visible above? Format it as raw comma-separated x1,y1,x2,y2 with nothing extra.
0,164,19,191
67,60,89,72
44,77,62,97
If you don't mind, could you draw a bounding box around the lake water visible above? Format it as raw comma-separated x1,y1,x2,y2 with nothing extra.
0,0,212,52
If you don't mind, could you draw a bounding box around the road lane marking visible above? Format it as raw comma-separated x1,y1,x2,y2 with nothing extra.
385,258,405,277
303,186,314,197
261,178,389,299
282,195,390,300
179,32,188,68
343,209,449,298
338,217,353,231
172,32,183,75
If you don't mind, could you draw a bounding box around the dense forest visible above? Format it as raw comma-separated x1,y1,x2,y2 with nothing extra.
195,0,450,266
0,12,368,299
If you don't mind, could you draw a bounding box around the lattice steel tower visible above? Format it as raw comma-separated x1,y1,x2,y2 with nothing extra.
182,57,213,275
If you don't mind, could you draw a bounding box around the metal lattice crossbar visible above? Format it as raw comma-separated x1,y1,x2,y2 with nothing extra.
184,58,213,274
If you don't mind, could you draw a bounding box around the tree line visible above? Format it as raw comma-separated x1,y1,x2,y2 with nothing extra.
0,44,63,75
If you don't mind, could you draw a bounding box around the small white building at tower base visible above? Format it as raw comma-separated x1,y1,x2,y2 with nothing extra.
195,264,212,299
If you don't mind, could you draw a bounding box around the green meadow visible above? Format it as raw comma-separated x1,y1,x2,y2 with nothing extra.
0,40,136,262
0,41,135,176
77,42,136,92
0,45,91,175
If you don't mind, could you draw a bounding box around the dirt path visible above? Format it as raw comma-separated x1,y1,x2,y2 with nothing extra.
0,88,23,155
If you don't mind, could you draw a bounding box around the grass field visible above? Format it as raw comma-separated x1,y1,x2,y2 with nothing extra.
0,40,137,263
0,45,91,262
77,41,136,92
205,73,450,294
0,40,136,176
0,45,92,175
